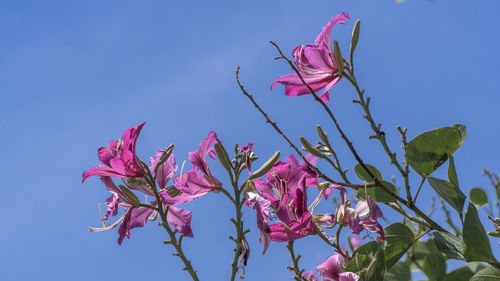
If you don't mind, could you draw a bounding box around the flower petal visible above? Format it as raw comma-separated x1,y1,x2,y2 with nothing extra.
188,132,220,177
167,206,193,237
314,12,350,48
117,205,154,245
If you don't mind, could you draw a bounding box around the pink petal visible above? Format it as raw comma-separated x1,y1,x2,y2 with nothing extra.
174,169,216,196
117,206,154,245
314,13,350,48
167,206,193,237
188,131,220,177
339,272,360,281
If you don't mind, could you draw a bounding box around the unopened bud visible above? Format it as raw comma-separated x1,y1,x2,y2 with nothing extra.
250,151,280,179
299,136,325,158
214,143,233,174
333,40,344,74
118,184,141,207
316,125,330,145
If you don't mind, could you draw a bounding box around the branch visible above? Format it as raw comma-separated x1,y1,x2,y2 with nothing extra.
286,241,307,281
235,65,366,190
268,42,448,233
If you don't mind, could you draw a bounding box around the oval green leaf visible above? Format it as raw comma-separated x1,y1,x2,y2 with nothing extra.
470,267,500,281
469,187,489,208
384,223,415,268
407,125,466,177
358,180,397,203
433,231,465,260
428,176,466,215
354,163,382,183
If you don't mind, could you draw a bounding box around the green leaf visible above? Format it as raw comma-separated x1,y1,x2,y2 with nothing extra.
358,180,397,203
384,223,416,268
384,262,411,281
365,246,386,281
451,123,467,142
470,267,500,281
345,241,381,272
354,163,382,182
408,240,446,281
428,177,466,215
448,155,459,187
463,204,496,262
469,187,489,208
407,125,466,177
444,266,474,281
433,231,465,260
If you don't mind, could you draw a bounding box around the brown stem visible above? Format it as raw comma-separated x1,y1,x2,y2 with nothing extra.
236,65,367,190
267,43,448,234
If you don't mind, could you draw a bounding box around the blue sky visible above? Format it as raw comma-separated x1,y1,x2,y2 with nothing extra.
1,0,500,280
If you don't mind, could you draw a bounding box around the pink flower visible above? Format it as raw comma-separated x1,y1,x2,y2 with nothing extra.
238,142,255,175
245,155,320,253
317,253,360,281
82,122,146,182
334,186,385,241
88,151,195,244
271,13,350,102
150,149,178,189
175,132,221,197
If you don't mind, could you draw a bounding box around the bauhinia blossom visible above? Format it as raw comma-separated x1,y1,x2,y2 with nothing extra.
245,155,321,253
334,185,385,241
82,122,146,182
317,252,360,281
271,13,350,102
88,150,195,244
174,132,221,198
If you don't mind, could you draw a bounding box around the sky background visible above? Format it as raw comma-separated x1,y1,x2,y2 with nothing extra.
1,0,500,280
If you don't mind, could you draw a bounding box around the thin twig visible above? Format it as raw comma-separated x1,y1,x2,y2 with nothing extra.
236,65,367,190
286,241,307,281
267,42,448,233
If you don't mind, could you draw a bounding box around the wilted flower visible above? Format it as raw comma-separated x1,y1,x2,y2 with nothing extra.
271,13,350,102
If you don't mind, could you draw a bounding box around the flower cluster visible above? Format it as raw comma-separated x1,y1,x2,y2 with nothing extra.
83,123,221,244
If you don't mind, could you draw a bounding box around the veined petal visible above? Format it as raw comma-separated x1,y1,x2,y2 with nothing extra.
117,205,154,245
188,132,220,177
314,13,350,49
104,193,121,220
150,150,178,189
317,253,344,281
98,141,118,166
160,190,205,206
167,206,193,237
339,272,360,281
295,44,335,73
269,212,316,242
82,166,127,183
174,169,216,196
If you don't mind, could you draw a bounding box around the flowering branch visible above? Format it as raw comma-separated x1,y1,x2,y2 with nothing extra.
235,65,366,190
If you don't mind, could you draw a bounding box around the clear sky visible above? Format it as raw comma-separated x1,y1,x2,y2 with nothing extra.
1,1,500,280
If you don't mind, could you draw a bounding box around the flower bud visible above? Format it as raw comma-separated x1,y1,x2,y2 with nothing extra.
250,151,280,179
214,143,233,174
299,136,325,158
316,125,330,145
118,184,141,207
